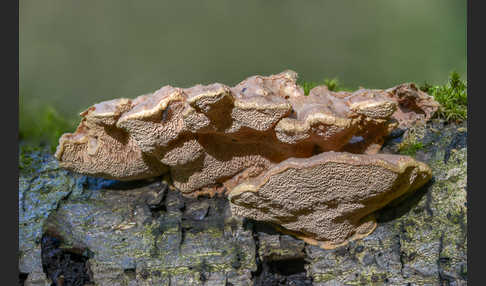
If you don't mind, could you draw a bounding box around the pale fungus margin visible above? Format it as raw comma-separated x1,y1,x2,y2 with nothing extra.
55,70,437,248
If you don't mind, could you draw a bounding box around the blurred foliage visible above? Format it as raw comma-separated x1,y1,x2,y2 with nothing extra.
420,71,467,122
19,0,466,118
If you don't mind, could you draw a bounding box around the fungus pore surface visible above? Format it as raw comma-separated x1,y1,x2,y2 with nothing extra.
55,70,436,247
229,152,432,249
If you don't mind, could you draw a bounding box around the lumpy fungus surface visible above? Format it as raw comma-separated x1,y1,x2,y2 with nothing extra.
55,70,436,248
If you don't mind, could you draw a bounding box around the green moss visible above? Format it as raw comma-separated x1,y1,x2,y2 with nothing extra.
399,142,424,156
323,78,340,92
297,77,352,95
19,104,78,153
420,71,467,122
397,126,427,156
19,147,34,172
19,144,44,173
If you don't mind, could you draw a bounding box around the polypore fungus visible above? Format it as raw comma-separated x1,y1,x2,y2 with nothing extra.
228,152,431,249
55,70,436,247
56,70,436,192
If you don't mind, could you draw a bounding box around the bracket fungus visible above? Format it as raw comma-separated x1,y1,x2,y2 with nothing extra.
228,152,431,249
55,70,436,248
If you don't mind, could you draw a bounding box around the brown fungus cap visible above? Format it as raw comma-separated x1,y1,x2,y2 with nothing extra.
385,83,440,128
228,152,432,249
56,70,437,196
55,100,168,180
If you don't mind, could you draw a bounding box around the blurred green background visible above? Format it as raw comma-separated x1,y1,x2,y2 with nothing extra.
20,0,466,135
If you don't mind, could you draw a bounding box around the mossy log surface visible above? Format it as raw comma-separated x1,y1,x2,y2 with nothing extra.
19,119,466,286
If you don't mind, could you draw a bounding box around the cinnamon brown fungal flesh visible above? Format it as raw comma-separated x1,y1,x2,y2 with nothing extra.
55,70,436,246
